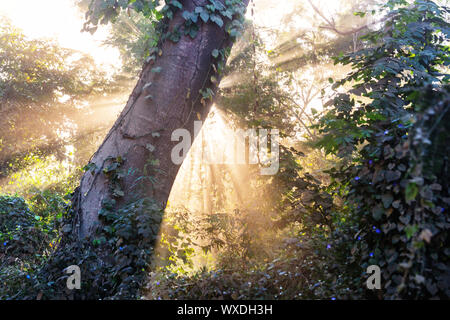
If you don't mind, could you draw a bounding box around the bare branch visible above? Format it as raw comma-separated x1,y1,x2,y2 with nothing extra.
307,0,389,36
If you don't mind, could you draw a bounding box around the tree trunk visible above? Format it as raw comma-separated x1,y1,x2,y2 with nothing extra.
73,0,250,239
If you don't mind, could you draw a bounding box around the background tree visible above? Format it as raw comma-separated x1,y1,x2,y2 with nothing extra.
0,18,124,188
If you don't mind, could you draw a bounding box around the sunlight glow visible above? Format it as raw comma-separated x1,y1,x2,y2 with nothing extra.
0,0,121,73
248,0,346,46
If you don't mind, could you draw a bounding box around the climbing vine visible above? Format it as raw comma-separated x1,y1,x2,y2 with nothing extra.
6,0,251,300
10,154,164,300
313,0,449,299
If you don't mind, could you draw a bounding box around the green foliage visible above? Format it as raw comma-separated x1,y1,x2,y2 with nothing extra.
81,0,247,79
13,154,165,300
149,9,450,294
146,231,362,300
313,0,449,299
159,208,280,272
0,194,68,299
103,10,159,75
0,19,120,177
0,20,107,105
84,0,246,41
0,196,46,261
0,0,251,300
2,0,449,301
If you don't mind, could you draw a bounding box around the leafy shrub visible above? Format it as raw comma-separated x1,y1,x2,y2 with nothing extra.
0,196,48,262
0,195,58,299
313,0,450,299
145,234,363,300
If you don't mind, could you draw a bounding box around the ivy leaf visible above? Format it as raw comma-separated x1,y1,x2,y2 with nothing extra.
62,224,72,233
385,170,401,182
212,49,219,58
405,183,419,202
381,194,394,209
151,67,162,73
430,183,442,191
145,55,156,63
171,0,183,9
200,11,210,23
182,11,191,20
405,225,418,239
182,10,198,23
188,26,198,39
166,10,174,20
229,28,239,38
222,9,233,19
210,0,225,11
210,15,223,27
83,162,97,173
113,189,125,197
372,205,384,221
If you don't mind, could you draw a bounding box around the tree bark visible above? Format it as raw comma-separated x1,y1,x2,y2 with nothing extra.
73,0,250,239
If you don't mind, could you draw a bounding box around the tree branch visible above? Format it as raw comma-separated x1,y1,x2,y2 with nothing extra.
307,0,389,36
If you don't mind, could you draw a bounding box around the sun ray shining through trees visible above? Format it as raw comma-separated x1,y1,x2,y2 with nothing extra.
0,0,448,302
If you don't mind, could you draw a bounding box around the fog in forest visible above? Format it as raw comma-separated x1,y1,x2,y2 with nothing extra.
0,0,448,301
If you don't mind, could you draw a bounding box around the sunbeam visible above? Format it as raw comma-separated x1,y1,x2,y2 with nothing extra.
0,0,121,73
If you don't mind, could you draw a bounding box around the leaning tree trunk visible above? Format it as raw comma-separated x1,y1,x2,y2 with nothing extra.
73,0,250,239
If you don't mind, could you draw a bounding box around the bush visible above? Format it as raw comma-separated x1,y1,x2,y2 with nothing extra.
0,196,48,262
0,193,68,299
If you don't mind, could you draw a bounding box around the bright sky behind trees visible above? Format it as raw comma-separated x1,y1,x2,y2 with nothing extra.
0,0,120,71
